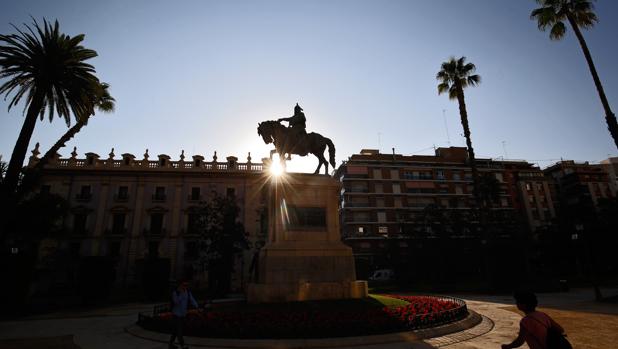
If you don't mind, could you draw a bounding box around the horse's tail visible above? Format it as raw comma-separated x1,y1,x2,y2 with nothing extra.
325,137,336,168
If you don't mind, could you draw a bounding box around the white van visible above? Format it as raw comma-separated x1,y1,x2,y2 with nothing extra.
368,269,395,282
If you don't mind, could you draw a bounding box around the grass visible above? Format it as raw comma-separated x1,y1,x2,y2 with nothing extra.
369,294,409,307
503,306,618,349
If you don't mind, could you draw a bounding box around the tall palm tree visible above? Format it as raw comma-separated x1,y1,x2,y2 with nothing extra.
0,18,103,194
437,57,482,209
531,0,618,149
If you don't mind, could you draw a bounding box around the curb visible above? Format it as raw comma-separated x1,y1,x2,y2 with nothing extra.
125,310,483,348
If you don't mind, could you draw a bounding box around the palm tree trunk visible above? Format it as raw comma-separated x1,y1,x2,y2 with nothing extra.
17,120,87,197
34,120,86,172
2,94,43,195
455,83,482,209
567,14,618,150
456,82,492,288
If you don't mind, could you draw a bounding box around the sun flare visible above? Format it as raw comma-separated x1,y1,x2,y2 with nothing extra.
269,155,285,177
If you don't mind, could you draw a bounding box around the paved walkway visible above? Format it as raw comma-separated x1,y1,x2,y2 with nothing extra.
0,288,615,349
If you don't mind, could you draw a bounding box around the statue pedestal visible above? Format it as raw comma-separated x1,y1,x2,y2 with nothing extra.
247,174,367,303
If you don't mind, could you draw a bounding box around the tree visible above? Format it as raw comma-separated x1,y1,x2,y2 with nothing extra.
531,0,618,149
0,18,105,195
436,57,482,209
193,193,249,296
34,83,115,171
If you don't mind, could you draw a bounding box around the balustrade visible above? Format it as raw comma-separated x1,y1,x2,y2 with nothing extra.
30,148,266,173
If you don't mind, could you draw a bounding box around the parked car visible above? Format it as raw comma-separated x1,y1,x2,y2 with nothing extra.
368,269,395,282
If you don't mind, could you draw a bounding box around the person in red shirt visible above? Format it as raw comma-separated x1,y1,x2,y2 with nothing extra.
502,291,566,349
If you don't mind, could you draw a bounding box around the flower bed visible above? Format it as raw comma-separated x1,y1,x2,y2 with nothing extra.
138,295,468,339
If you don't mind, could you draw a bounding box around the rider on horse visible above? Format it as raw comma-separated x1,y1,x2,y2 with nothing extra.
278,103,307,142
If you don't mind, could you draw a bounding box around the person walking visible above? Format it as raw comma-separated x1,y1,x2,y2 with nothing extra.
169,279,199,349
502,291,571,349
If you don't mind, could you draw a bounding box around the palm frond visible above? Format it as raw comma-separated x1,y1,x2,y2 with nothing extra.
549,22,567,40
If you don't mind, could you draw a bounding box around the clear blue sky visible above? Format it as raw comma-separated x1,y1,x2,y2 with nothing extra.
1,0,617,172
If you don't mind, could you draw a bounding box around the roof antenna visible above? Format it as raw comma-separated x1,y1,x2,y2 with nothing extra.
442,109,451,146
378,132,382,152
502,141,509,159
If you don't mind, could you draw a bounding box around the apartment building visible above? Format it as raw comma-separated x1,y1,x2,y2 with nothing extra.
335,147,556,281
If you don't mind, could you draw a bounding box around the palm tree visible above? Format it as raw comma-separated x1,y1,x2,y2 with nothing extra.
436,57,482,209
33,83,115,172
0,18,104,195
531,0,618,149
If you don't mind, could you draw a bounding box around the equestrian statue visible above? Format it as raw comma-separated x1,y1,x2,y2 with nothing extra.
257,103,336,175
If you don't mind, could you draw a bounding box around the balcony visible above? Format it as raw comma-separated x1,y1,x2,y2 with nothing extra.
114,194,129,202
344,202,371,208
187,194,202,202
71,228,89,236
152,194,167,203
143,228,166,237
105,228,128,236
75,193,92,202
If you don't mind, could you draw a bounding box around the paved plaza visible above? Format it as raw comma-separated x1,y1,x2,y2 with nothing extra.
0,288,616,349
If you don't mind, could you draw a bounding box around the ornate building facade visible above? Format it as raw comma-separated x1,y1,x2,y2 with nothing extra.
29,145,270,293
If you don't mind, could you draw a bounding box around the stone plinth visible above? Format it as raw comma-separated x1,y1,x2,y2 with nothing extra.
247,174,367,303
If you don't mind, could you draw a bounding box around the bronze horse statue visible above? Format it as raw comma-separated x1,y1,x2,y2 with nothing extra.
257,120,336,175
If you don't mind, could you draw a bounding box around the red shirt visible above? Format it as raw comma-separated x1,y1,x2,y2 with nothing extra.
519,311,564,349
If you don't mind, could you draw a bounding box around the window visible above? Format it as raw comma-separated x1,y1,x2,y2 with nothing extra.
187,213,199,234
109,241,121,257
70,242,81,258
226,187,236,198
390,170,399,180
377,211,386,223
357,227,365,234
354,212,369,222
153,186,166,201
148,242,159,258
185,241,198,260
392,183,401,194
76,185,92,201
495,173,504,182
190,187,201,201
150,213,164,234
111,213,126,234
375,197,385,207
453,173,461,180
374,183,383,193
73,213,88,234
378,226,388,235
373,169,382,179
116,186,129,201
525,183,532,191
436,170,445,180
